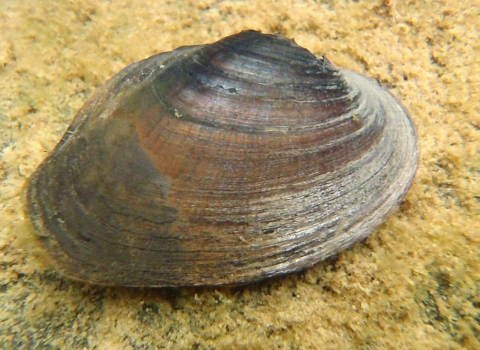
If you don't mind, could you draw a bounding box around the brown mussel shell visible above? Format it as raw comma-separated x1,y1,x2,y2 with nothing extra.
26,30,418,287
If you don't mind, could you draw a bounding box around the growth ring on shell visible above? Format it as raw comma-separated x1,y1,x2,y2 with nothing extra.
26,30,418,287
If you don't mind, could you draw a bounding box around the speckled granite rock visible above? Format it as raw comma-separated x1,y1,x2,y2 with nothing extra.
0,0,478,349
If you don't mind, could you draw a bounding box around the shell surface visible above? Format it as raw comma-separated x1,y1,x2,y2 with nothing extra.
26,30,418,287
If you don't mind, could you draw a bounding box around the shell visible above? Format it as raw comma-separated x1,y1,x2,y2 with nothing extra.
26,30,418,287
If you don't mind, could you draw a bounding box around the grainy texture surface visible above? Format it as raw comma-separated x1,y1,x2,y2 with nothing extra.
0,0,478,349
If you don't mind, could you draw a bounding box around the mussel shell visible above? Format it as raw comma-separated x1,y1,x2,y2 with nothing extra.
26,30,418,287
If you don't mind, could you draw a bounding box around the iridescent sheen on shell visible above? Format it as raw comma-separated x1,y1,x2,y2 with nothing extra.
26,30,419,287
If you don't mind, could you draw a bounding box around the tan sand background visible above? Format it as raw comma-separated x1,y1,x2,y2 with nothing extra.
0,0,479,349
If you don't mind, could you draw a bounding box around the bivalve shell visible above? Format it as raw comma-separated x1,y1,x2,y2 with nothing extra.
26,30,419,287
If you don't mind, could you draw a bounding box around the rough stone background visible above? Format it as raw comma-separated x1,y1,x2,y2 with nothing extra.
0,0,479,349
